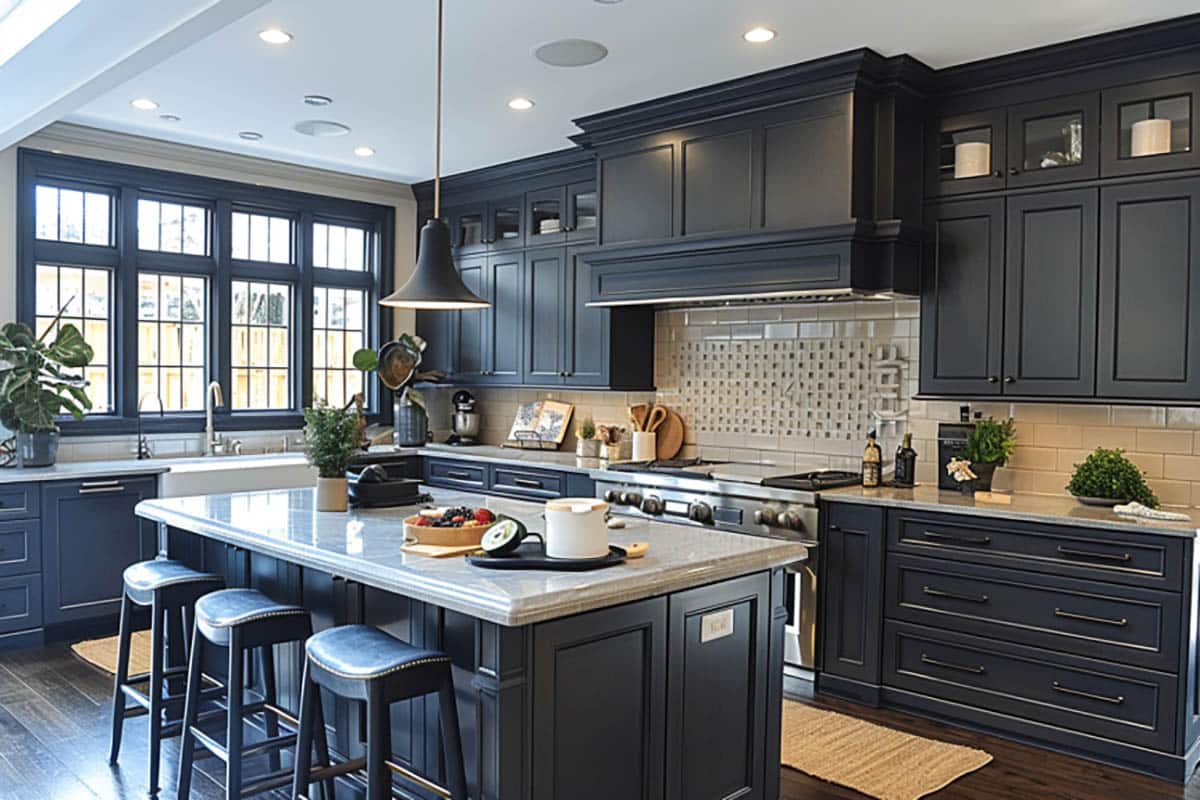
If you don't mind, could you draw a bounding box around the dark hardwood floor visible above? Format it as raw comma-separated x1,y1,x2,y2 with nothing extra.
1,642,1197,799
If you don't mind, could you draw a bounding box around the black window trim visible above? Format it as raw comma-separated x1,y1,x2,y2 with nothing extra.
16,148,395,436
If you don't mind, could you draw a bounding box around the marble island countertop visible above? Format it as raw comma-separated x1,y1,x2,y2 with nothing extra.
823,483,1200,538
0,452,319,484
136,487,808,626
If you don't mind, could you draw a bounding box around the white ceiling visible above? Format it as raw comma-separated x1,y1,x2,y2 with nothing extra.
35,0,1200,182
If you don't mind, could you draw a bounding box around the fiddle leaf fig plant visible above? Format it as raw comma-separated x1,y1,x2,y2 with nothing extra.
0,320,94,433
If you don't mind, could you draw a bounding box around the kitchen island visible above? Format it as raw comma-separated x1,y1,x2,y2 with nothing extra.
137,488,806,800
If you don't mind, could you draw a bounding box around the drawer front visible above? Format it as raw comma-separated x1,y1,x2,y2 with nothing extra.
0,519,41,578
889,509,1183,590
886,554,1180,671
490,466,567,500
0,574,43,634
0,483,39,521
423,459,487,490
884,621,1176,751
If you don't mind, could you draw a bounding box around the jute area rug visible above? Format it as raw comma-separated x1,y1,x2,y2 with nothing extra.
71,630,153,676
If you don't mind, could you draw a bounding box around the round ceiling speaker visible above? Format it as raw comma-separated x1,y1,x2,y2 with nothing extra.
534,38,608,68
293,119,352,137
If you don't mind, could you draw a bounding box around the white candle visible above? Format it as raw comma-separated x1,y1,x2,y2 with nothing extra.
1131,118,1172,157
954,141,991,179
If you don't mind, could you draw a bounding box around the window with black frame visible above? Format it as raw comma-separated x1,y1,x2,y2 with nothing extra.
17,150,392,433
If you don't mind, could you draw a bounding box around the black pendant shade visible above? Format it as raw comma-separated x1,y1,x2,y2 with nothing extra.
379,217,489,309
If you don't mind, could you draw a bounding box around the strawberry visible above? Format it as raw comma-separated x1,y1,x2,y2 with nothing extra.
451,515,466,524
473,508,494,524
412,516,430,527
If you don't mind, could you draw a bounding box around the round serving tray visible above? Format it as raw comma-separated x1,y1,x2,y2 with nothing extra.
467,543,627,571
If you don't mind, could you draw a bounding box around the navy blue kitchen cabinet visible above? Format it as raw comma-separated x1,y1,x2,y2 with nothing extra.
819,498,1200,781
423,457,594,501
42,476,158,625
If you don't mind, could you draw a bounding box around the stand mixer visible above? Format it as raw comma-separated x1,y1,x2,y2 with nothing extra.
446,390,481,446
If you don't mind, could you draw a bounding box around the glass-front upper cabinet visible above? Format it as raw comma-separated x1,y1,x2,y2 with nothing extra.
565,180,597,242
449,204,486,253
1102,76,1200,177
488,196,524,250
527,187,565,245
1005,92,1099,187
927,110,1007,196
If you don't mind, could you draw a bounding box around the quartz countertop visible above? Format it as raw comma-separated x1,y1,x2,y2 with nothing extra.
0,452,315,484
416,443,606,474
822,484,1200,538
136,487,807,626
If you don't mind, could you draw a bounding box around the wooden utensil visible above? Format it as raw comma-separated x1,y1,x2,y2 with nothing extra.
628,403,650,432
400,542,483,558
655,409,685,460
645,406,668,433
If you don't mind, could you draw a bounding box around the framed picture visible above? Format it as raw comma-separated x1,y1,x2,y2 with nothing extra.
506,400,574,447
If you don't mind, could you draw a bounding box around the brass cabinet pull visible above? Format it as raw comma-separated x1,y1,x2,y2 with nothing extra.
512,478,543,489
1054,608,1128,627
923,585,989,604
921,654,986,675
1056,545,1132,563
1052,681,1124,705
921,530,992,546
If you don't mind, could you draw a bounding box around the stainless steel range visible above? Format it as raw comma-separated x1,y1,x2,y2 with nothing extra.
595,459,861,676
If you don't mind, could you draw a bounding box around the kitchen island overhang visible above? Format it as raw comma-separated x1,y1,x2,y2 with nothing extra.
136,487,805,800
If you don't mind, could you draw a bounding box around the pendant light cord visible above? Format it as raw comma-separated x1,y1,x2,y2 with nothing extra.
433,0,443,219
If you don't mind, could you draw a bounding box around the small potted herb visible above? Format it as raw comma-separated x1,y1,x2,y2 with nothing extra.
0,318,94,467
1067,448,1159,508
961,417,1016,492
575,416,601,458
303,403,363,512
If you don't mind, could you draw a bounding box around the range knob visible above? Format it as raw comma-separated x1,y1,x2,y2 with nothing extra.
640,496,664,515
604,489,621,503
754,507,778,526
777,510,801,531
688,502,713,524
620,491,643,507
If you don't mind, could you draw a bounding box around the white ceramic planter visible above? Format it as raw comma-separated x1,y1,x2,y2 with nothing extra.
544,498,610,559
315,477,348,512
576,439,601,458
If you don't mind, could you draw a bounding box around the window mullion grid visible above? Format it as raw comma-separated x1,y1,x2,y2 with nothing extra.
298,211,315,414
118,187,140,420
214,200,233,427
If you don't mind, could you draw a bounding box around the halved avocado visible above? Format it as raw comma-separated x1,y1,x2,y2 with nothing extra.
481,518,527,556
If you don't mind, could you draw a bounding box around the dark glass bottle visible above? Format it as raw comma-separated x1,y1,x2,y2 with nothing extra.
894,432,917,487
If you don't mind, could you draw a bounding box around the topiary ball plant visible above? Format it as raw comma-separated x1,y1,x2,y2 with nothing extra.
1067,447,1159,508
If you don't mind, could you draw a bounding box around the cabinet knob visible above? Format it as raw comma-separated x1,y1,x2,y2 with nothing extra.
987,376,999,383
992,170,1003,178
1004,376,1016,384
562,225,574,232
1008,167,1019,176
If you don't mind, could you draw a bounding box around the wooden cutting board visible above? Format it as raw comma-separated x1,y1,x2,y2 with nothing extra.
401,542,483,558
656,409,685,459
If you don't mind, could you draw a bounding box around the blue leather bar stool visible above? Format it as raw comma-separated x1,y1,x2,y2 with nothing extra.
177,588,334,799
108,558,224,798
291,625,468,800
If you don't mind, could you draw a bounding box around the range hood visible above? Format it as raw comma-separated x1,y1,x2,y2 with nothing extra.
573,49,931,308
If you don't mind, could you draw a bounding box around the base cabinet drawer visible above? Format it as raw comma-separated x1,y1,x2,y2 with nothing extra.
889,509,1183,590
423,459,487,490
886,553,1181,672
0,519,41,578
490,466,567,500
883,621,1177,751
0,574,43,634
0,483,39,521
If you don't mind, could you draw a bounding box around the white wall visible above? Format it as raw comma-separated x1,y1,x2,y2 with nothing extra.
0,122,418,332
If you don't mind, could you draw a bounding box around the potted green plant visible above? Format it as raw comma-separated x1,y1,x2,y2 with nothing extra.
961,417,1017,492
1067,448,1159,507
303,403,362,511
575,416,600,458
0,320,94,467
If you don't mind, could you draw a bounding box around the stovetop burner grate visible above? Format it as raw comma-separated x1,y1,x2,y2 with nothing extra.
761,470,862,491
606,458,722,477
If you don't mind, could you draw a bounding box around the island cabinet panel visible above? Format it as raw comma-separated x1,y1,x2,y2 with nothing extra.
920,198,1005,396
41,476,157,625
0,482,38,521
665,573,771,800
1097,178,1200,400
0,519,40,578
819,503,886,703
0,574,42,634
532,597,667,800
1003,189,1098,396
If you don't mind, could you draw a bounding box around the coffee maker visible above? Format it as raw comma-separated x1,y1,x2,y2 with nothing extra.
445,390,481,446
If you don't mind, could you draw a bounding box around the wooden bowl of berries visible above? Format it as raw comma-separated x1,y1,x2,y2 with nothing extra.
404,506,499,547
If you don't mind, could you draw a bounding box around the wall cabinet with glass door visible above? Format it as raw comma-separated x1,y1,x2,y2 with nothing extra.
1101,75,1200,177
526,181,598,247
448,197,524,254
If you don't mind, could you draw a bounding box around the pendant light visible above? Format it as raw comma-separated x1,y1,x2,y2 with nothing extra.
380,0,489,310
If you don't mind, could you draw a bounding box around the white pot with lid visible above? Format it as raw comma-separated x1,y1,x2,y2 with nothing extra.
544,498,610,559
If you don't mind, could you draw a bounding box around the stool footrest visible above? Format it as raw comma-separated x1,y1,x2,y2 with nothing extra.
239,766,298,797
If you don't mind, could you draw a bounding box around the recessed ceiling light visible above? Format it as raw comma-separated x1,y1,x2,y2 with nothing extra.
353,145,375,157
159,113,181,122
743,27,776,43
238,130,263,141
507,97,535,111
293,119,351,137
303,94,333,106
534,38,608,68
130,98,159,111
258,28,292,45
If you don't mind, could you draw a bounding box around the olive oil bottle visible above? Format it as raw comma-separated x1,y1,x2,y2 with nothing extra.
862,429,882,488
894,432,917,487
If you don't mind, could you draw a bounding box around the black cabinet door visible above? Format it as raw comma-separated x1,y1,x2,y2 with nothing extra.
448,203,487,254
920,199,1005,395
1101,75,1200,178
599,144,675,245
666,573,770,800
523,248,566,384
533,597,666,800
486,195,524,251
1098,178,1200,400
482,252,523,383
42,476,158,625
527,186,568,247
926,109,1007,197
1003,189,1098,396
819,503,885,689
564,179,598,242
1006,92,1100,188
452,255,487,382
564,244,609,386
